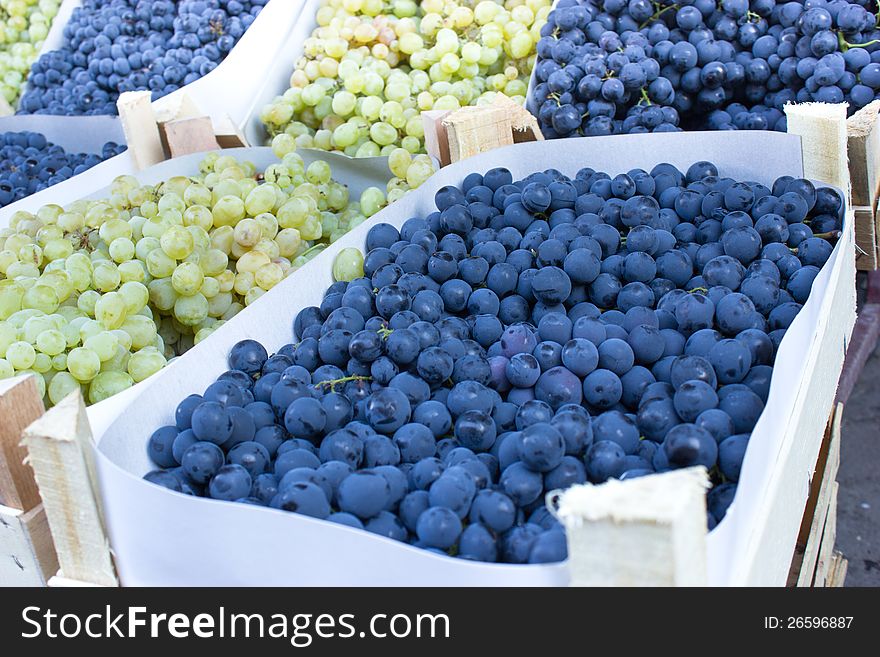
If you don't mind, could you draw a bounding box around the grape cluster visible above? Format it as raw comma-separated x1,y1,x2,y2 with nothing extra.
0,130,126,208
17,0,266,115
0,0,60,106
1,145,386,406
142,157,839,562
260,0,551,161
531,0,880,138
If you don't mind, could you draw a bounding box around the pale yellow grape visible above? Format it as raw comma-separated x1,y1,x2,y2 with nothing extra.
94,292,127,330
77,289,100,316
0,358,14,378
35,328,65,356
92,261,121,292
6,340,35,369
67,346,101,382
127,348,166,383
47,371,80,405
84,331,119,362
88,371,134,404
171,261,204,296
118,281,149,314
174,293,209,326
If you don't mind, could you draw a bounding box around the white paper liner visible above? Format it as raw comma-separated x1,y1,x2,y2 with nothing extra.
85,131,848,586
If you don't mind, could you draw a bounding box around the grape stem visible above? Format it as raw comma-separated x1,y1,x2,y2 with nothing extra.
688,286,709,294
838,30,880,51
640,3,680,29
812,230,842,241
377,327,394,339
640,88,652,106
313,375,371,391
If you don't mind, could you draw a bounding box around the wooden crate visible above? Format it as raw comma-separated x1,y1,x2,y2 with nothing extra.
0,377,59,586
848,101,880,271
787,404,847,587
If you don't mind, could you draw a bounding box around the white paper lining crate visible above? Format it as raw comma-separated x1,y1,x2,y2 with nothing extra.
0,110,858,587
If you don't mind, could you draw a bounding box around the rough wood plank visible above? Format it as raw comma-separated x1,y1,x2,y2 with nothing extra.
813,484,838,586
847,100,880,209
422,109,453,167
20,390,117,587
0,503,57,586
214,114,249,149
785,103,851,202
0,375,46,512
117,90,165,170
491,93,544,143
796,404,842,587
443,106,514,164
152,91,202,125
826,551,848,587
854,206,878,270
557,467,710,586
163,116,221,159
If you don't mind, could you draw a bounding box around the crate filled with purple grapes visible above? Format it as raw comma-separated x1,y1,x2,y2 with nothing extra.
85,129,854,586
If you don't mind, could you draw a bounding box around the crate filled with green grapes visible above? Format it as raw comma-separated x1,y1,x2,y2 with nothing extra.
0,143,392,408
0,0,62,109
255,0,552,196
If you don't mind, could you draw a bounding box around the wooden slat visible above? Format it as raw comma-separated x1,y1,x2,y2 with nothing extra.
854,206,879,270
813,483,838,586
491,93,544,143
214,114,249,149
0,375,46,512
163,116,221,159
443,106,514,164
558,467,709,586
786,103,851,202
117,91,166,170
20,390,117,587
422,109,453,167
826,551,848,587
796,404,841,586
847,100,880,209
0,503,58,586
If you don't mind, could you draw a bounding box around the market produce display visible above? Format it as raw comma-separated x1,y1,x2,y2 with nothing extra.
0,130,126,208
260,0,552,164
18,0,266,115
529,0,880,138
0,144,385,406
0,0,60,106
141,158,841,564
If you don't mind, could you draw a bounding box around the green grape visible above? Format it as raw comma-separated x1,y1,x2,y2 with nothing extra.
35,328,66,356
171,262,204,296
173,293,209,327
118,281,149,314
127,348,166,383
21,284,58,313
88,371,134,404
66,346,101,382
6,340,35,369
94,292,127,330
0,358,14,379
84,331,119,362
332,248,365,282
47,371,80,405
360,187,386,217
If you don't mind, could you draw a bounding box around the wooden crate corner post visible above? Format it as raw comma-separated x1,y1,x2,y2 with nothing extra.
846,100,880,270
20,389,117,587
554,467,710,586
0,375,58,587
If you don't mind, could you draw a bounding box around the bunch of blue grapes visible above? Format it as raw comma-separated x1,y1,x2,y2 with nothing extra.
0,131,125,207
142,158,840,563
531,0,880,138
17,0,266,116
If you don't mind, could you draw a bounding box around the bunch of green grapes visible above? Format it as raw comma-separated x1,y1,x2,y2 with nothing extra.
0,0,59,106
0,144,386,407
260,0,549,178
